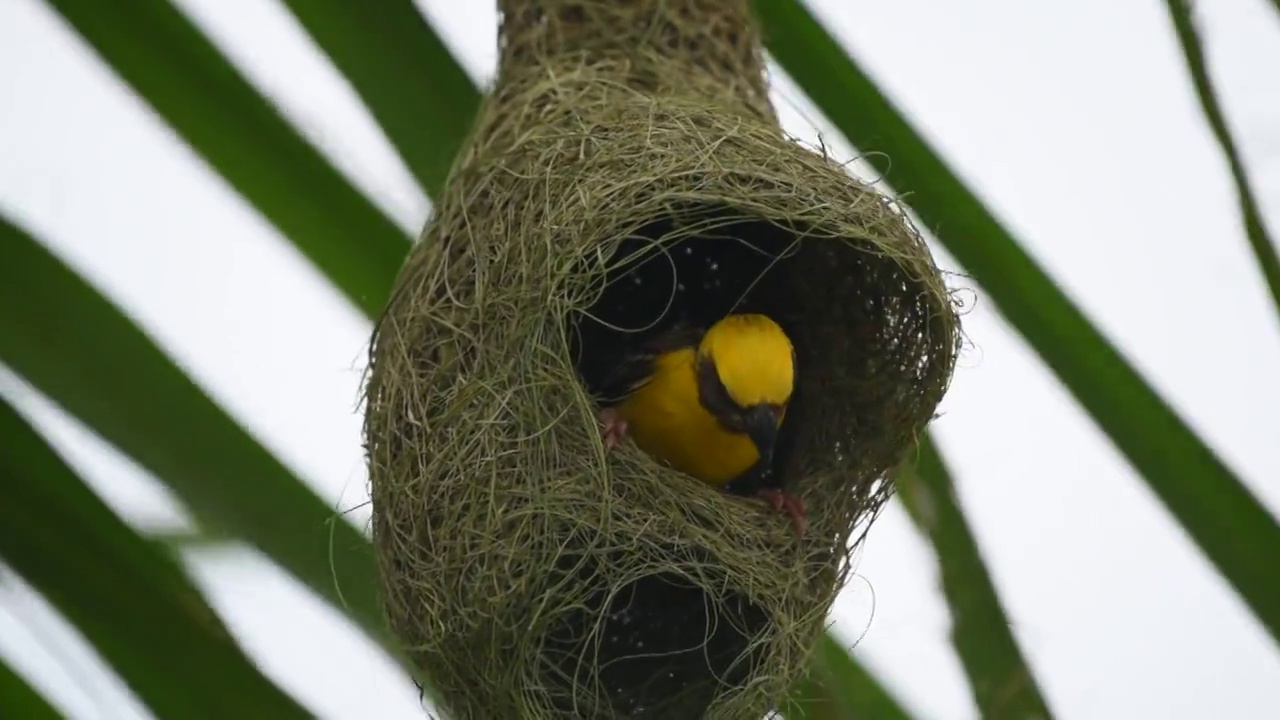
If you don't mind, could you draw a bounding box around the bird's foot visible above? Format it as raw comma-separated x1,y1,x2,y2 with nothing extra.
755,488,807,536
598,407,629,452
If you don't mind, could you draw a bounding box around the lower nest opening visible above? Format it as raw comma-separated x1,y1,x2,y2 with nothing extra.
540,553,771,719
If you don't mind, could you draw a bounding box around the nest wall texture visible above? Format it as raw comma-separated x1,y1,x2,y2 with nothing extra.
363,1,961,718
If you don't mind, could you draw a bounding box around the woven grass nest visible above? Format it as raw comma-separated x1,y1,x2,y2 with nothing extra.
363,1,960,718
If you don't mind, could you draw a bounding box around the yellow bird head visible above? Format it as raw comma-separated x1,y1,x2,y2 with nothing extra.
695,313,795,463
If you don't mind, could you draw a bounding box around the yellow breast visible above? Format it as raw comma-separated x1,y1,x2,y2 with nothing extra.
614,347,759,485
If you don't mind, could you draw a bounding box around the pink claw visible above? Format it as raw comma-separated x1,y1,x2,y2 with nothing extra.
755,488,807,537
599,407,629,452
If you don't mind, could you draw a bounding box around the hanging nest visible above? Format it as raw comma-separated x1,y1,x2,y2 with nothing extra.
363,1,961,718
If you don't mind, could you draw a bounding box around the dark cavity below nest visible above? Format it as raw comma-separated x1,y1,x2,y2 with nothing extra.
556,209,807,718
541,559,771,719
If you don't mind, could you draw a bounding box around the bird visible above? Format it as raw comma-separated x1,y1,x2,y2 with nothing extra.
594,313,806,535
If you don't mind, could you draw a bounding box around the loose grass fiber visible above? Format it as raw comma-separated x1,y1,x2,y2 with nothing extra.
363,1,961,718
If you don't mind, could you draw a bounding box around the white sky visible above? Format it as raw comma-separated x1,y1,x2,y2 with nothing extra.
2,0,1279,718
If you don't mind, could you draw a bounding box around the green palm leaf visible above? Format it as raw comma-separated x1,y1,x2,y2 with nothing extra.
0,214,389,654
276,0,482,196
781,634,916,719
755,0,1280,645
42,0,410,317
897,437,1053,717
0,659,64,720
0,396,312,719
1162,0,1280,323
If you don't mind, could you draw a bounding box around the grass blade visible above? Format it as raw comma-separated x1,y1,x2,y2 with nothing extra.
755,0,1280,645
1162,0,1280,324
277,0,482,197
41,0,411,317
897,436,1054,718
780,634,916,719
0,397,312,719
0,214,390,655
0,658,64,720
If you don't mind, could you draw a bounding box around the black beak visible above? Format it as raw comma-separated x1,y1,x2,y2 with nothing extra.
744,405,778,466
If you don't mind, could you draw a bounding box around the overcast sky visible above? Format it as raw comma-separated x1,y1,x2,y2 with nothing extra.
2,0,1279,718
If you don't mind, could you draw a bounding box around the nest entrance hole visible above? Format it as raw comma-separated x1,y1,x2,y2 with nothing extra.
571,207,806,399
569,205,822,481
